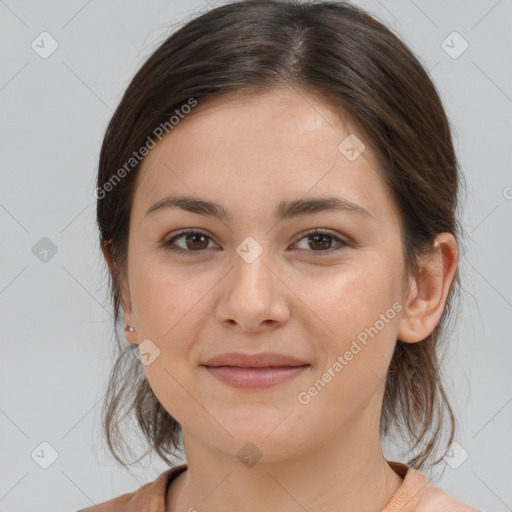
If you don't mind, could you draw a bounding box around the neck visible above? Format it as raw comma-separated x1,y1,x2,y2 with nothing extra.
167,407,403,512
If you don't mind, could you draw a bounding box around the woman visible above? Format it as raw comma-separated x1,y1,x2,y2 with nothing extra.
79,0,479,510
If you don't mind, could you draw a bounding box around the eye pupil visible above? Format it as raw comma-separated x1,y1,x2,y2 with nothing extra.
309,234,331,250
186,233,208,250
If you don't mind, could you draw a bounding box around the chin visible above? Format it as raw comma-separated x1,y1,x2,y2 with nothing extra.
213,412,307,455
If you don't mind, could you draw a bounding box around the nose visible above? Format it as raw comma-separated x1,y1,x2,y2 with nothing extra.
215,245,290,332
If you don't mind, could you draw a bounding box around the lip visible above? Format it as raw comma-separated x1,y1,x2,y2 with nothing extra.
201,352,310,389
203,365,310,389
202,351,309,368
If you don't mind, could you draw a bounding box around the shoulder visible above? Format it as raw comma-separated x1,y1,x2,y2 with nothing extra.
417,485,482,512
76,487,140,512
385,460,481,512
76,465,185,512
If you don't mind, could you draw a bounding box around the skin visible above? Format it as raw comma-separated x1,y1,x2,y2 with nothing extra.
103,87,458,512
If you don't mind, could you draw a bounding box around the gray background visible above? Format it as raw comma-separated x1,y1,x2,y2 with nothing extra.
1,0,511,510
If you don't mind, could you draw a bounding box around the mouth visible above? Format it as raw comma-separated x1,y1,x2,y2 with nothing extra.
202,351,309,368
200,351,311,389
201,364,311,389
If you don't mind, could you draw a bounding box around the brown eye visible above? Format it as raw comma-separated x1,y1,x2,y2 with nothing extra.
163,228,348,256
163,230,214,254
294,229,348,255
182,232,209,250
308,233,334,251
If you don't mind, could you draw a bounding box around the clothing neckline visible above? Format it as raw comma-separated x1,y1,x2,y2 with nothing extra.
162,459,429,511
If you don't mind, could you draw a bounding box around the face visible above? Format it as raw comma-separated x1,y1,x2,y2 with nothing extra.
121,87,411,462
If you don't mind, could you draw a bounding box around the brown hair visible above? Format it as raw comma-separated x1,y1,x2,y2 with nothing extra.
97,0,465,470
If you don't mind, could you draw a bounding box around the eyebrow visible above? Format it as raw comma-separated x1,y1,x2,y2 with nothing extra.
144,194,373,221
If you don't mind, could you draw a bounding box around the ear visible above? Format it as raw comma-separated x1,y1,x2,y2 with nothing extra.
397,233,458,343
101,241,140,345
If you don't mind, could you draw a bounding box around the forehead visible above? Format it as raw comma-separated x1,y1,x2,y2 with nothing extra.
131,87,394,223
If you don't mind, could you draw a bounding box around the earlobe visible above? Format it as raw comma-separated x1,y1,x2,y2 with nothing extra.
102,241,140,345
397,233,458,344
122,300,140,345
124,324,139,344
123,306,140,344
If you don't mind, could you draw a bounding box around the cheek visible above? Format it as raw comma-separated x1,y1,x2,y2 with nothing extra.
294,256,402,340
295,277,400,426
295,255,402,394
130,253,205,341
129,258,211,421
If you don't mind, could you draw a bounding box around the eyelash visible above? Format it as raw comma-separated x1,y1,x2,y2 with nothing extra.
162,228,349,256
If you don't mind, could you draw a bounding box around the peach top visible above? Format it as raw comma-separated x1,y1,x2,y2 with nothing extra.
76,460,480,511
